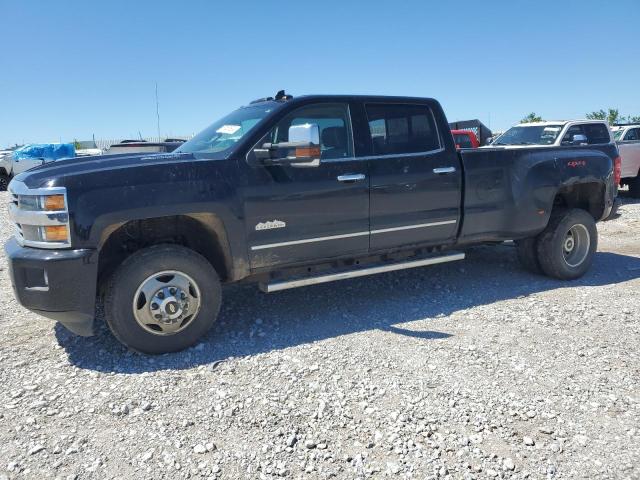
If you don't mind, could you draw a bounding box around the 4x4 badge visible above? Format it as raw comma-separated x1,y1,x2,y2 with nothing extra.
255,220,286,231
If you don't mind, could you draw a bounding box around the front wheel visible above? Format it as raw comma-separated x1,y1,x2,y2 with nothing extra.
104,244,222,354
0,174,8,191
536,209,597,280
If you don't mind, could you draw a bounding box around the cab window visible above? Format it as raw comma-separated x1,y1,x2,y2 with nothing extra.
365,104,440,155
269,103,353,160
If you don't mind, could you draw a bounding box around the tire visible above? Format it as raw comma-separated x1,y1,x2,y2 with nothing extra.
536,209,597,280
0,174,8,191
628,176,640,198
104,244,222,354
515,237,542,274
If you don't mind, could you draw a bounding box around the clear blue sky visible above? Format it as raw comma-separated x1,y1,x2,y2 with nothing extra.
1,0,639,147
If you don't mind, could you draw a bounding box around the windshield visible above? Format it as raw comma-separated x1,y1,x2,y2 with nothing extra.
493,124,564,145
613,129,625,141
176,104,275,154
453,133,474,148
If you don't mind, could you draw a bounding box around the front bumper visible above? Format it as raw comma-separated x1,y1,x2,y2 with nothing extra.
4,237,98,336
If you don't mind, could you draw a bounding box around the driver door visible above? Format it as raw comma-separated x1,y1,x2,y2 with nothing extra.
242,102,370,269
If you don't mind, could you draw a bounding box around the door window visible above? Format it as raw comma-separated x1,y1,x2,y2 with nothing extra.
561,125,584,144
365,104,440,155
625,128,640,141
269,103,353,160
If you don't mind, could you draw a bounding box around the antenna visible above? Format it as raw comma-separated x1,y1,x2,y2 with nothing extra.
155,82,161,140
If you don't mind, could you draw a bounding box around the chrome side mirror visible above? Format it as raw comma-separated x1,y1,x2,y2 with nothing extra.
288,123,320,145
253,123,321,166
572,134,588,145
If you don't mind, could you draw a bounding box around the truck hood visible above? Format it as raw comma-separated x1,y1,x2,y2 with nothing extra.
14,151,225,189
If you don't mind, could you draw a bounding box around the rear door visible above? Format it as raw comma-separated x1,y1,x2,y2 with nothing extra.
364,102,462,251
620,127,640,178
244,102,370,269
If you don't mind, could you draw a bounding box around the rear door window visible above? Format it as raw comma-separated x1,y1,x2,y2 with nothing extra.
624,128,640,141
582,123,611,144
365,104,440,155
562,123,610,145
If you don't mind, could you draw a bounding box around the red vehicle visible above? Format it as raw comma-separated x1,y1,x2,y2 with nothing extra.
451,129,480,149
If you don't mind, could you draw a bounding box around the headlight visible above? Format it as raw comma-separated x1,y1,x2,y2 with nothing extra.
18,194,66,211
8,181,71,248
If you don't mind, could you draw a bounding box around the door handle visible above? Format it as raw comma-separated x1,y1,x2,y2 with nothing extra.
337,173,366,183
433,167,456,174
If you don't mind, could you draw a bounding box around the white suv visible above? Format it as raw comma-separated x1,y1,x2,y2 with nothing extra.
611,125,640,197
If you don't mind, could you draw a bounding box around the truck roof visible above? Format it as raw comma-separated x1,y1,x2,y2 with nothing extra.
611,124,640,130
517,119,608,127
249,94,439,105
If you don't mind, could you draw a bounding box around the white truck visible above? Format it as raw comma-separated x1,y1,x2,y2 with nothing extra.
611,124,640,197
491,119,613,148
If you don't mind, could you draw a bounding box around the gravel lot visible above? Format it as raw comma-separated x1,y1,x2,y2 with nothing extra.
0,191,638,480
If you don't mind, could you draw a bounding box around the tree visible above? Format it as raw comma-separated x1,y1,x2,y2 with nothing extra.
521,113,543,123
586,108,621,125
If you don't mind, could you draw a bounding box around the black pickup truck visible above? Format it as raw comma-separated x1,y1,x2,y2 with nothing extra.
5,93,618,353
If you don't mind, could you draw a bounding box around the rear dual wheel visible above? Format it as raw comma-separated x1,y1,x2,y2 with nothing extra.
105,245,222,354
516,209,597,280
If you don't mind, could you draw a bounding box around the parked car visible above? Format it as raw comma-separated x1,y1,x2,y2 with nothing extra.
451,129,480,149
0,143,76,189
105,139,185,155
491,120,614,147
0,150,14,190
611,124,640,196
5,93,617,354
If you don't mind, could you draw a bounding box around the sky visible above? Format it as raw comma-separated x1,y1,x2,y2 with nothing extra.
1,0,639,147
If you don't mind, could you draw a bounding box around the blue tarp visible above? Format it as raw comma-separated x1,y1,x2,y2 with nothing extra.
13,143,75,161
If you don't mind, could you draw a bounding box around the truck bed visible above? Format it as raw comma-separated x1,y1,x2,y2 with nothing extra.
458,144,617,243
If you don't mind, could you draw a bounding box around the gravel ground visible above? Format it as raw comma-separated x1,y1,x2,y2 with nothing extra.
0,192,639,480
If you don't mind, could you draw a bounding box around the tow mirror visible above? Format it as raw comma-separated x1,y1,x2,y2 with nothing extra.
253,123,321,166
572,134,588,145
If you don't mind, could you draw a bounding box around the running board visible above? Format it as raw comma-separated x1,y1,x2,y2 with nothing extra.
260,252,465,293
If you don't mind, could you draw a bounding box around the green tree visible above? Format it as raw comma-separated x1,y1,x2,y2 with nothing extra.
521,113,543,123
586,108,621,125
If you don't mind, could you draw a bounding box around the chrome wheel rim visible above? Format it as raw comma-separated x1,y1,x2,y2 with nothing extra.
562,224,590,268
132,270,201,336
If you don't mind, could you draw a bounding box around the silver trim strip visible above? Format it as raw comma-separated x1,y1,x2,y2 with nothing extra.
251,231,369,251
8,180,66,196
260,252,465,292
251,219,457,250
370,219,456,234
9,204,69,226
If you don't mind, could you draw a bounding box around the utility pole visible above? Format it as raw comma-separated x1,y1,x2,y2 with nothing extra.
155,82,161,141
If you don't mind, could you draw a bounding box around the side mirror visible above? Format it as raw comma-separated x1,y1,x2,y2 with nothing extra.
572,134,588,145
254,123,321,165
